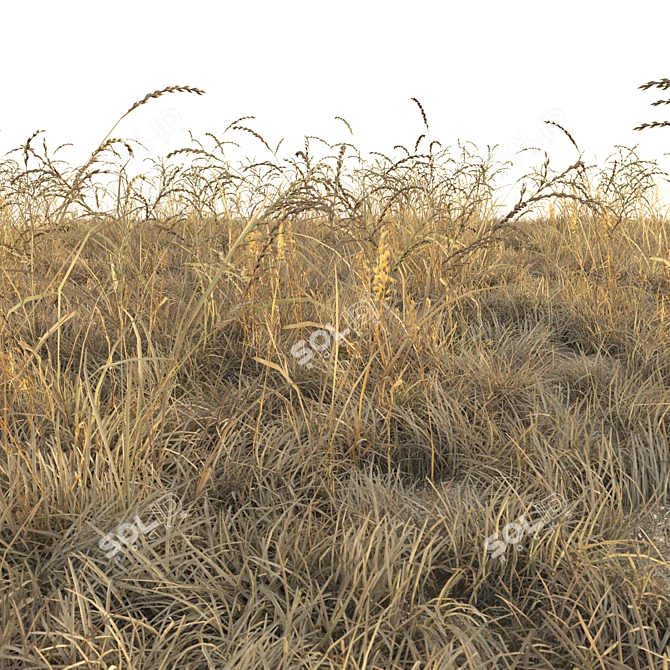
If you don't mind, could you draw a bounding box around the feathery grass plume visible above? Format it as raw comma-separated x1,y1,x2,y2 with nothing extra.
372,227,393,307
354,248,372,286
549,201,556,226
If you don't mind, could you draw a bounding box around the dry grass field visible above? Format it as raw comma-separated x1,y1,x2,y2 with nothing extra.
3,87,670,669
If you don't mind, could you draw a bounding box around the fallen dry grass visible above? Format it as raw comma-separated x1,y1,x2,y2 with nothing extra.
2,89,670,669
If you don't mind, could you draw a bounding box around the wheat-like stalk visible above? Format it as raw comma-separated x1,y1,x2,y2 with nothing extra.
124,85,206,117
411,98,429,132
568,204,577,233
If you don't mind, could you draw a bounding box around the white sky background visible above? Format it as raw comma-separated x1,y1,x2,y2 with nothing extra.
2,0,670,210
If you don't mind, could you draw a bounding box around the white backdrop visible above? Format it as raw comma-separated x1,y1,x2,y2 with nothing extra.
2,0,670,206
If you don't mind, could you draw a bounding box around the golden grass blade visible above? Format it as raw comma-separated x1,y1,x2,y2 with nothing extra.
252,356,299,393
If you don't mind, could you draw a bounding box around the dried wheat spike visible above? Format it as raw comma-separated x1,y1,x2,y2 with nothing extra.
633,121,670,131
125,85,206,116
411,98,429,132
544,120,580,152
639,78,670,91
99,138,135,157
